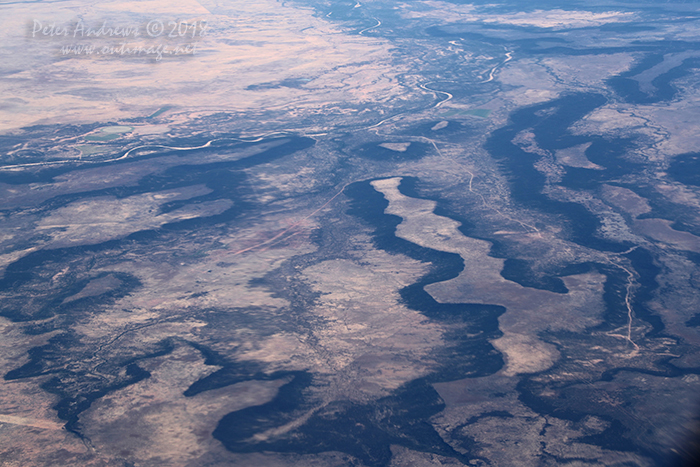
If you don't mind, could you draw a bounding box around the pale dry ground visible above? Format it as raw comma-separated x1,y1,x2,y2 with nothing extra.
0,319,63,432
301,250,442,400
87,244,306,333
497,54,634,107
80,345,287,467
400,1,636,29
496,49,699,150
497,60,561,107
495,53,635,107
388,446,464,467
379,142,411,152
0,183,230,261
0,3,698,466
653,182,700,211
541,54,636,88
0,0,412,132
571,89,700,161
38,186,231,249
0,140,286,210
648,254,700,365
495,51,700,161
632,51,700,94
569,93,700,250
573,105,651,135
65,223,449,465
0,317,112,467
371,177,610,376
642,99,700,157
634,218,700,253
0,140,286,277
71,205,444,393
62,274,123,304
512,130,550,158
0,227,314,467
555,143,604,170
601,185,652,218
432,374,655,466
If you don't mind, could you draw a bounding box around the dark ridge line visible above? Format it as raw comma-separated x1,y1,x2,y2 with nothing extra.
398,176,569,294
0,136,319,320
514,378,668,464
553,254,664,338
9,136,314,214
513,345,700,464
399,179,665,337
0,135,312,186
345,177,506,382
484,92,636,253
598,361,700,382
1,269,141,325
0,136,319,439
427,27,700,54
213,373,476,467
6,336,177,437
183,340,275,397
686,313,700,328
212,178,506,466
390,177,684,401
608,56,700,104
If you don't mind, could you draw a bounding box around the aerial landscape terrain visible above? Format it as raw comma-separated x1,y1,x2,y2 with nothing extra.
1,0,700,465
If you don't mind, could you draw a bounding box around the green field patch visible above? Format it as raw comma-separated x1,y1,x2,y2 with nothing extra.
83,125,133,142
100,125,133,134
440,108,491,118
465,108,491,118
76,145,111,156
84,133,120,142
148,106,173,118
